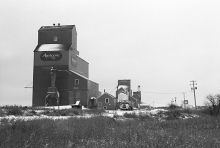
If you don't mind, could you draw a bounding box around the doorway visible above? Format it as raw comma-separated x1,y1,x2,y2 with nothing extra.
98,102,102,109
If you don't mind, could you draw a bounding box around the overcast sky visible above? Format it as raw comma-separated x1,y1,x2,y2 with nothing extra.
1,0,220,107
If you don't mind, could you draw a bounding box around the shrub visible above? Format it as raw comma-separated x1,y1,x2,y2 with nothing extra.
23,110,38,116
83,109,106,115
138,113,154,121
165,110,181,120
59,109,81,116
41,110,51,115
47,112,60,116
123,112,137,118
168,104,180,110
113,114,120,118
201,107,218,116
0,108,5,117
22,106,28,110
181,108,193,114
6,106,23,116
204,94,220,116
29,110,37,114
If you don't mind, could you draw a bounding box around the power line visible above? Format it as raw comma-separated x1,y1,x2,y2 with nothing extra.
141,90,191,95
110,86,117,94
24,82,33,88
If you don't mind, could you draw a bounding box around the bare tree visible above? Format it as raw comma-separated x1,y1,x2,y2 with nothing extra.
204,94,220,115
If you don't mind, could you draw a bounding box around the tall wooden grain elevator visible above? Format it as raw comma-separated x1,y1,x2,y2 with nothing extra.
33,24,101,107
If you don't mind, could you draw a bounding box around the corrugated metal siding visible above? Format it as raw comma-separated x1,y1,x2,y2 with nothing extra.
33,64,93,107
38,28,73,44
33,65,69,106
69,53,89,78
67,72,89,107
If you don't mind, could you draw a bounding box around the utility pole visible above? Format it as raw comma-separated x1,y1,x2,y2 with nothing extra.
182,92,186,109
190,80,197,109
171,98,174,110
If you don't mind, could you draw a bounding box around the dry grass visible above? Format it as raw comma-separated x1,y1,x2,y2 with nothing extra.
1,108,220,147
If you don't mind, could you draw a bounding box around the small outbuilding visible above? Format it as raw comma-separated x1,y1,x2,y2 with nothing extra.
97,92,117,110
130,96,138,108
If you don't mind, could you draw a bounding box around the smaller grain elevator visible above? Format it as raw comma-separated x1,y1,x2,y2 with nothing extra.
33,24,100,107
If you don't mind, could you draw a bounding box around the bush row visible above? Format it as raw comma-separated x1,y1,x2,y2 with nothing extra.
0,106,106,117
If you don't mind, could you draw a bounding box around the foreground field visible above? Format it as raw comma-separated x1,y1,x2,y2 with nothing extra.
1,106,220,147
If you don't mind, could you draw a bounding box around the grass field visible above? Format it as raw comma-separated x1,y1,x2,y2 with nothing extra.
1,106,220,148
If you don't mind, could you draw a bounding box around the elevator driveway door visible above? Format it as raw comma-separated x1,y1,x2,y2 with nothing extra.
68,91,74,104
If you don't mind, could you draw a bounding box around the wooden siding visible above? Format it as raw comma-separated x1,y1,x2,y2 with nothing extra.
97,93,117,110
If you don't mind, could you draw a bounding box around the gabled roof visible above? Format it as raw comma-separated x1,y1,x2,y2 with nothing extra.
97,92,116,99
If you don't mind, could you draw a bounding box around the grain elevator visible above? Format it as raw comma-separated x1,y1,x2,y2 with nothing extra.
32,24,100,107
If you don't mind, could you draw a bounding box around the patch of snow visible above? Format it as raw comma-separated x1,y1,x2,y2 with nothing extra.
0,113,96,122
0,115,71,122
0,107,200,124
180,113,199,119
146,109,167,114
39,105,88,110
33,110,45,113
42,105,72,110
108,110,138,116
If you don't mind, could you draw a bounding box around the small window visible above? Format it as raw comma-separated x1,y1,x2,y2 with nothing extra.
76,92,81,98
105,98,109,103
54,36,58,41
75,79,79,85
103,106,107,109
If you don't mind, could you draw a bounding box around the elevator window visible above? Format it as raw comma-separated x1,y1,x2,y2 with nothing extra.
75,79,79,85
